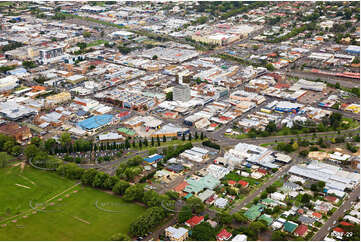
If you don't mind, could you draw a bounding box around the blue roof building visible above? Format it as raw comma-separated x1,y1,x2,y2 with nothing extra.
144,154,163,164
78,114,113,131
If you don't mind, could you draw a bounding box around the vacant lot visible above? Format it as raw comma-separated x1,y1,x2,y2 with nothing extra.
0,166,146,240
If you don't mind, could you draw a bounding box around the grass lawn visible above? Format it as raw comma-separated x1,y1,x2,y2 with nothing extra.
0,166,146,240
87,39,108,48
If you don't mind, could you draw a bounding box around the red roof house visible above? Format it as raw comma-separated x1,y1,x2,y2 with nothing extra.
185,216,204,227
312,212,322,219
174,181,189,193
217,229,232,241
257,168,267,175
340,221,353,227
238,180,249,188
294,224,308,237
324,196,338,203
333,227,345,233
228,180,236,186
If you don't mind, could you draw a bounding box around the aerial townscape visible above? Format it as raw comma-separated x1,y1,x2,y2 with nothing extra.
0,1,360,241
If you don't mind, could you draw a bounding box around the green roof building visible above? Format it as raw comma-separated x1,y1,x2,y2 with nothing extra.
245,204,264,221
258,214,273,225
283,221,298,233
184,174,220,194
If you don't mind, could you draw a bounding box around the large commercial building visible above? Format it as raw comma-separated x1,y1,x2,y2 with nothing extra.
173,85,191,102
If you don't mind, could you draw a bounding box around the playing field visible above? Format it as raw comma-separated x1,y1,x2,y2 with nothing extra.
0,166,146,240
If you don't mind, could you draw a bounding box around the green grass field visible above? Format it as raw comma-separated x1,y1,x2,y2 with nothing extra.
0,166,146,240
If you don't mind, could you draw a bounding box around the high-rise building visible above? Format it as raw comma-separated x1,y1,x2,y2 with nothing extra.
173,84,191,102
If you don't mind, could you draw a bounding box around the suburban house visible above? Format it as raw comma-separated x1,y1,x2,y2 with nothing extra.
185,216,204,227
217,229,232,241
165,226,189,241
294,224,308,237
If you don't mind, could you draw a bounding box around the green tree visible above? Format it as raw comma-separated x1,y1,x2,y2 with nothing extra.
178,205,193,223
217,212,233,225
81,169,98,186
233,212,247,224
151,137,154,147
123,184,144,202
92,172,109,188
83,31,91,38
30,136,42,147
266,63,275,71
24,144,40,161
186,197,204,213
162,135,166,143
60,132,72,153
188,133,192,141
112,180,130,195
191,222,216,241
166,92,173,101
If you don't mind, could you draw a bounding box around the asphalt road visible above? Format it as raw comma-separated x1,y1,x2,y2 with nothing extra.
312,185,360,241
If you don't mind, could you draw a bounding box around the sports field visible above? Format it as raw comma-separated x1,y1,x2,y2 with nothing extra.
0,166,146,240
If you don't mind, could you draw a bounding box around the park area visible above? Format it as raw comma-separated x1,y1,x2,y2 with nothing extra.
0,166,146,240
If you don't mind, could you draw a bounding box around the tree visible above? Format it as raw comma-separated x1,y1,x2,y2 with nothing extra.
151,137,154,147
81,169,98,186
24,144,40,161
125,138,130,149
191,222,216,241
110,233,130,241
266,63,275,71
138,140,143,149
156,136,161,146
195,131,199,140
22,60,37,69
166,92,173,101
182,133,185,141
103,176,119,190
271,231,286,241
188,133,192,141
143,138,148,147
233,212,247,224
217,212,233,225
44,138,57,154
60,132,72,153
31,136,42,147
162,135,166,143
301,193,312,204
186,197,204,213
152,55,158,60
11,145,22,156
83,31,91,38
123,184,144,202
266,121,277,133
0,153,9,168
112,180,130,195
92,172,109,188
178,205,193,223
200,132,204,140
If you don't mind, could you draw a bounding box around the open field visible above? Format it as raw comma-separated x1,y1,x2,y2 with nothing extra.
0,166,146,240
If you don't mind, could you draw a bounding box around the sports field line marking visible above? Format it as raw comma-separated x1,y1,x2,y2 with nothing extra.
18,175,36,185
46,182,81,203
72,216,90,224
15,184,31,189
0,182,81,224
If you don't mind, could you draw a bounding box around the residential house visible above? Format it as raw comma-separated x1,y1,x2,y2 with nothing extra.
283,221,298,233
294,224,308,237
214,198,228,209
165,226,189,241
185,216,204,227
298,215,315,226
217,229,232,241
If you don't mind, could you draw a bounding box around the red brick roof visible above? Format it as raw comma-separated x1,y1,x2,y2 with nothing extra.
228,180,236,186
185,216,204,227
217,229,232,241
257,168,267,174
340,221,353,226
312,212,322,219
333,227,345,233
325,196,337,203
294,224,308,236
238,180,249,187
174,181,188,193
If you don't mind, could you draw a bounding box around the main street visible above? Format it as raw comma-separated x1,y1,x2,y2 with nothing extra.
312,185,360,241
